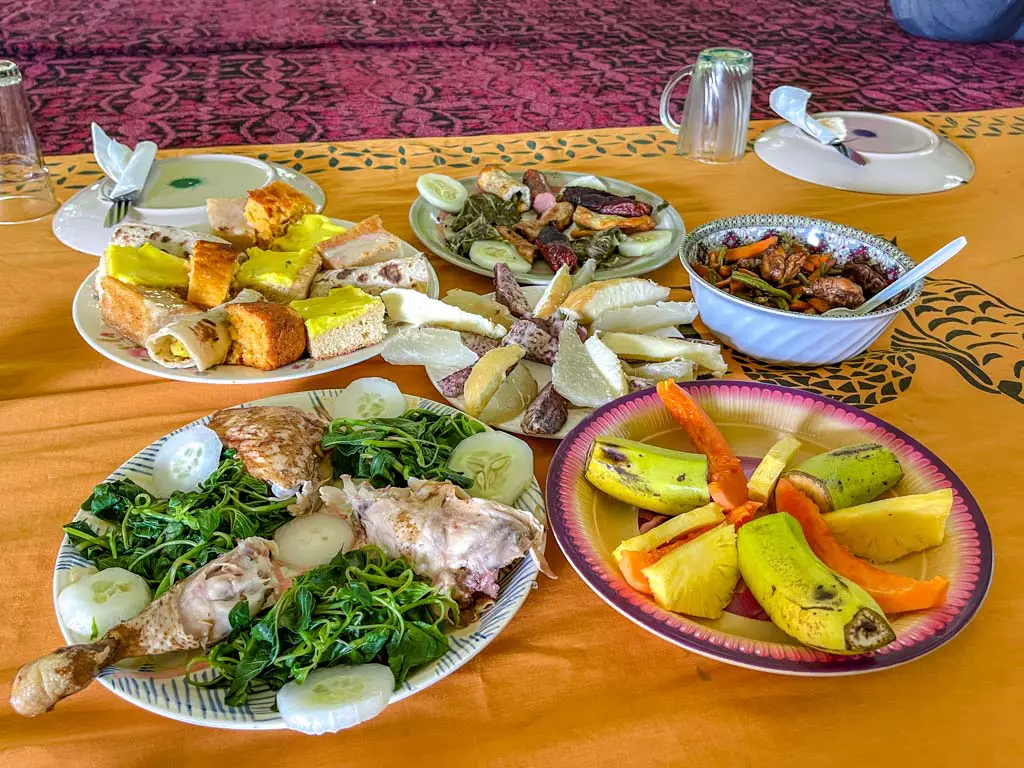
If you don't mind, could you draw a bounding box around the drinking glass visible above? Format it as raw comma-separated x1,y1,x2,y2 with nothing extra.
660,48,753,164
0,60,58,224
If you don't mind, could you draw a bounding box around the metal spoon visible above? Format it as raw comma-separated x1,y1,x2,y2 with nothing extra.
769,86,868,166
823,236,968,317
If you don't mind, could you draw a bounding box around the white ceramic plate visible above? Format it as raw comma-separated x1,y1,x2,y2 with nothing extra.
409,170,685,285
754,112,975,195
53,161,327,257
52,388,547,730
72,219,439,384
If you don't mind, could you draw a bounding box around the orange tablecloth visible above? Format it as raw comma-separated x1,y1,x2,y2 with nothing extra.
2,111,1022,766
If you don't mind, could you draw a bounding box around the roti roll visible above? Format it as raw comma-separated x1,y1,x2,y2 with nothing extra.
477,165,531,211
145,289,263,370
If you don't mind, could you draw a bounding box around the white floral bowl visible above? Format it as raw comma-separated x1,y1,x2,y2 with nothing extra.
680,215,922,366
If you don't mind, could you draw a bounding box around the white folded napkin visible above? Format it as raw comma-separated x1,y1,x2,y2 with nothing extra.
91,123,134,183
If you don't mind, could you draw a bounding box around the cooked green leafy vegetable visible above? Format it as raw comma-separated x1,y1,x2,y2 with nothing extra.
188,546,459,704
64,451,292,597
322,408,484,489
444,193,520,256
445,214,501,257
446,192,519,232
571,227,626,266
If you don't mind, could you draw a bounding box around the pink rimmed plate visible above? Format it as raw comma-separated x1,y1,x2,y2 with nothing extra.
546,381,993,675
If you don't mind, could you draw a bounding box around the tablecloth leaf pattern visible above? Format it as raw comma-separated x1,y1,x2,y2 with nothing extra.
44,113,1021,190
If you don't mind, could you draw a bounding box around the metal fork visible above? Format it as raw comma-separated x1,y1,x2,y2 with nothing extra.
103,192,135,228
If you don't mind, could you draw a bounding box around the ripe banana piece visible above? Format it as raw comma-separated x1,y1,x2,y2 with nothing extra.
737,512,896,654
585,437,709,515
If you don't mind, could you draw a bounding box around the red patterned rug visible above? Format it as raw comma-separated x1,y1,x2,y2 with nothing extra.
3,0,1021,154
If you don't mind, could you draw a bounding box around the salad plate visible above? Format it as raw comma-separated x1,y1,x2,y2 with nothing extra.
53,162,326,257
409,170,685,285
547,380,992,675
72,218,439,384
50,387,547,729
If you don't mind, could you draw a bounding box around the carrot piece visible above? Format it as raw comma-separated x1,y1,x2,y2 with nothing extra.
724,501,762,528
801,253,832,273
718,265,732,277
693,263,712,281
807,298,831,313
724,236,778,263
656,380,748,510
775,479,949,613
789,299,810,312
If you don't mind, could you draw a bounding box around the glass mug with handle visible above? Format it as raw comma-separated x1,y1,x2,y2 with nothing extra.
660,47,754,164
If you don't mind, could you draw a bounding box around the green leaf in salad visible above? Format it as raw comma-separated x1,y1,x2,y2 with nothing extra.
64,450,293,598
188,546,460,704
322,408,485,489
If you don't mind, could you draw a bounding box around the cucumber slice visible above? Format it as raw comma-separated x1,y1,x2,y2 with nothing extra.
277,664,394,735
469,240,532,274
449,430,534,506
417,173,468,213
567,174,607,191
333,377,407,419
57,567,151,639
273,512,356,569
152,425,223,497
618,229,673,258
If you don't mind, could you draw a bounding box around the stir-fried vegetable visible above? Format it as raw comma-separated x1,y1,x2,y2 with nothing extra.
188,546,459,705
64,451,292,597
322,408,485,489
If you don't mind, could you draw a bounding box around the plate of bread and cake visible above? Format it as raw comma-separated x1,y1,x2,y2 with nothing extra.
409,167,686,285
379,261,729,439
73,182,441,384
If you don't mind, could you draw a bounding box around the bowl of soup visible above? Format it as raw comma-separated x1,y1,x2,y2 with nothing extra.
100,154,275,220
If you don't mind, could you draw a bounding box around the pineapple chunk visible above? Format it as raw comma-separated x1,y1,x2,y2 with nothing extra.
824,489,953,563
612,502,723,563
747,436,802,502
643,523,738,619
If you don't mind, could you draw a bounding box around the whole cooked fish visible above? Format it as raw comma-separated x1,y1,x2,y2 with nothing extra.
206,406,328,512
324,477,552,604
10,538,281,717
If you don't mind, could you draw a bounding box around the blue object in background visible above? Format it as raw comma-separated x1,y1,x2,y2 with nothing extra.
891,0,1024,42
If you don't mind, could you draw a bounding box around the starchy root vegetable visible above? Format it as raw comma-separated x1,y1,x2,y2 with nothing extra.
724,236,778,263
783,443,903,513
586,436,710,515
656,380,748,510
775,479,949,613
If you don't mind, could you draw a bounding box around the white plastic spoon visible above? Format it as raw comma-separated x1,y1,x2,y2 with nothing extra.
823,236,967,317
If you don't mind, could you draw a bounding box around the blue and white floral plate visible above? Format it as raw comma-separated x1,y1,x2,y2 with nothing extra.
71,218,439,384
52,388,547,729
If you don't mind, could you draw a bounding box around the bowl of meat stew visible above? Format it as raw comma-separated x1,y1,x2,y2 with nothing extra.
679,215,921,366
